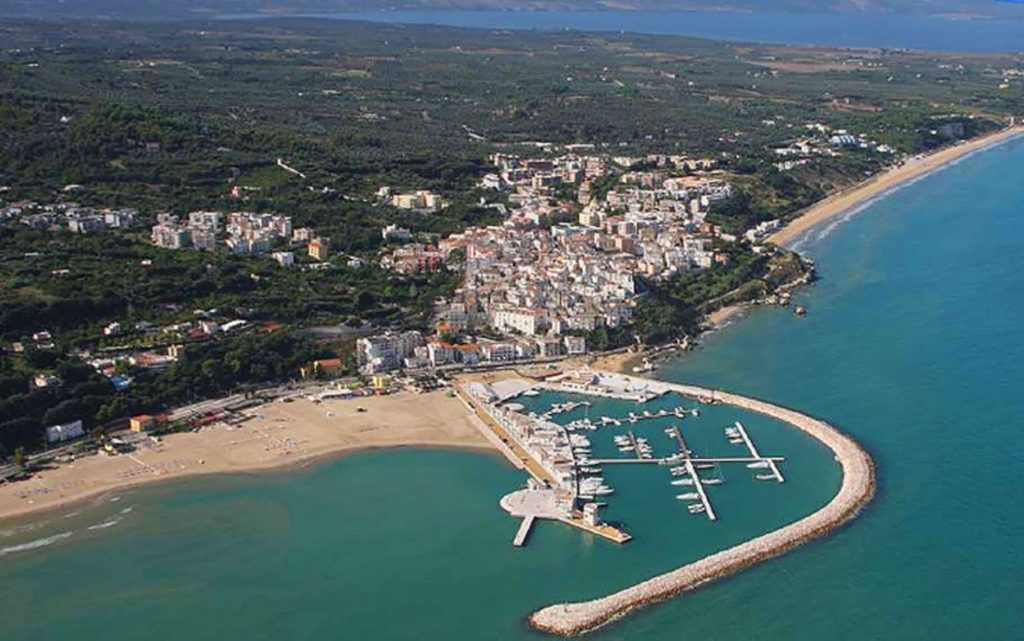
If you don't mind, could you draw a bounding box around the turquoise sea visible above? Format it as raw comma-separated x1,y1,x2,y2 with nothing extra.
4,136,1024,639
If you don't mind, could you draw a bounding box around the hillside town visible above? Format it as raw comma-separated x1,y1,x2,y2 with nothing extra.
1,201,139,232
367,151,754,374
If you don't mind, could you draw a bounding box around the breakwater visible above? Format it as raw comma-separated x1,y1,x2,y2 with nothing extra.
528,374,876,636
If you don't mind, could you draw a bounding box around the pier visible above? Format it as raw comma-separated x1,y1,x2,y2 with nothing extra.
587,456,785,465
625,431,652,460
512,515,536,547
671,427,716,521
733,421,784,483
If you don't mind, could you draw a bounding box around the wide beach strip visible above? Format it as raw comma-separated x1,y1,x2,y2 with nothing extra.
769,124,1024,248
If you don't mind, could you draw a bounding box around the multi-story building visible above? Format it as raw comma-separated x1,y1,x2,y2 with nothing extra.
272,251,295,267
357,331,425,374
152,224,190,249
308,238,329,261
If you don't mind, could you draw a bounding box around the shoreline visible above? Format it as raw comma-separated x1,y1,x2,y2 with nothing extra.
0,390,493,524
528,374,876,637
769,124,1024,248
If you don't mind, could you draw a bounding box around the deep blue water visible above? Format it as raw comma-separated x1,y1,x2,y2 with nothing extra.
215,10,1024,53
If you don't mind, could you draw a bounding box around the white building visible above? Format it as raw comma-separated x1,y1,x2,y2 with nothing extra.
490,307,549,336
45,419,84,444
272,251,295,267
356,331,425,373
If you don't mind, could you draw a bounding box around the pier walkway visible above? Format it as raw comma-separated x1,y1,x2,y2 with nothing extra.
734,421,784,483
588,456,785,465
513,516,536,547
673,428,716,521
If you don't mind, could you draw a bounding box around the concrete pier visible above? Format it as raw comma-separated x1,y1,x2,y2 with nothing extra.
734,421,784,483
513,516,536,547
588,456,785,465
528,372,876,637
673,428,716,521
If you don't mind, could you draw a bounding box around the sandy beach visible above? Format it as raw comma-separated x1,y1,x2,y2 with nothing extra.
0,390,490,522
769,124,1024,247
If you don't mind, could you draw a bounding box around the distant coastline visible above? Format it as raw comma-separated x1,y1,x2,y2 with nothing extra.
206,10,1024,53
770,124,1024,248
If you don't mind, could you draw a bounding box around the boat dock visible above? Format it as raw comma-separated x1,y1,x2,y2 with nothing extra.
733,421,784,483
625,431,652,460
588,456,785,465
512,515,536,547
673,427,717,521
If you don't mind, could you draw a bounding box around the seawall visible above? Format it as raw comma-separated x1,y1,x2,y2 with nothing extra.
528,377,876,636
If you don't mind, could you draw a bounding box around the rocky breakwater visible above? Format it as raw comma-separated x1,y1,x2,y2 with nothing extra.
528,381,876,636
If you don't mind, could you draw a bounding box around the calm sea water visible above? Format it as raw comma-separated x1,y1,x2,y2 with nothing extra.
215,10,1024,53
4,136,1024,638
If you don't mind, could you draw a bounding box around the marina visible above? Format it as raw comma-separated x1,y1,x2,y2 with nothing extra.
528,370,875,636
462,369,793,545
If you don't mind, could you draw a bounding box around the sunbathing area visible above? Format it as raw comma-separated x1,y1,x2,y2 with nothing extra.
0,390,490,521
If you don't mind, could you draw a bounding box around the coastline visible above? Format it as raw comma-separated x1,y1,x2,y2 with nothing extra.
0,390,492,524
529,375,876,636
769,124,1024,248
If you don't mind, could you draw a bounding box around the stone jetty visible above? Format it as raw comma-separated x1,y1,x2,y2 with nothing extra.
528,373,876,636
